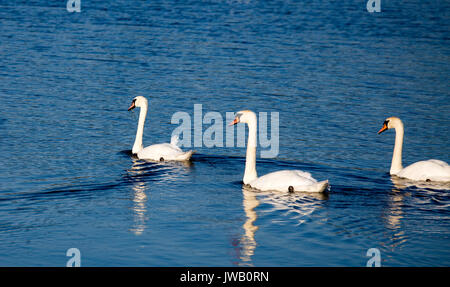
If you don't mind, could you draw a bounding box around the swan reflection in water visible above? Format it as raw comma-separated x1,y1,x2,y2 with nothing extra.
237,186,328,266
384,176,450,250
126,158,193,235
382,177,408,249
129,178,148,235
238,187,259,266
388,174,450,233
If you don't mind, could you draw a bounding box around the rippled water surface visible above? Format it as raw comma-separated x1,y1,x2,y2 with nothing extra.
0,0,449,266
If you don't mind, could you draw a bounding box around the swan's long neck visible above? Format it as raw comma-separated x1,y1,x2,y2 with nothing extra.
132,104,147,154
243,116,258,184
390,122,404,175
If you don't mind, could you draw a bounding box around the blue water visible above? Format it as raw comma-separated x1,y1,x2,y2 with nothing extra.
0,0,449,266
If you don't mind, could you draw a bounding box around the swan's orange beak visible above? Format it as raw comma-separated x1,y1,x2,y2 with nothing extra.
128,101,136,111
229,118,239,126
378,123,388,134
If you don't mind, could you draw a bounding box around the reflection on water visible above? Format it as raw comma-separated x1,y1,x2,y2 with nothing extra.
126,158,194,235
386,177,407,234
383,176,450,251
384,188,407,250
127,159,150,235
130,181,148,236
385,191,404,231
238,186,328,265
128,157,192,235
256,188,328,226
239,187,259,266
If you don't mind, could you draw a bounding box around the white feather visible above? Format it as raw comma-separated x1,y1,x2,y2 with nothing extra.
130,96,193,161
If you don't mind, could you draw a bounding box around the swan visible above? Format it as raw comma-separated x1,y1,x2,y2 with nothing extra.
128,96,194,161
378,117,450,182
229,110,329,193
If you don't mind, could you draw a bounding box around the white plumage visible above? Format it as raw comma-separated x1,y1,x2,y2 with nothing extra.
230,110,329,193
249,170,329,193
128,96,194,161
378,117,450,182
397,159,450,182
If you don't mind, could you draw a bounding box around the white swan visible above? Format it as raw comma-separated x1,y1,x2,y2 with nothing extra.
378,117,450,182
128,96,194,161
229,110,329,193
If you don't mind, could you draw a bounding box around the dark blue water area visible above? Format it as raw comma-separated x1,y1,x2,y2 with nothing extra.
0,0,449,266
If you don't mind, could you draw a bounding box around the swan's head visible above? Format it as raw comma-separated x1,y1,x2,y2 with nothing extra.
229,110,257,126
128,96,148,111
378,116,403,134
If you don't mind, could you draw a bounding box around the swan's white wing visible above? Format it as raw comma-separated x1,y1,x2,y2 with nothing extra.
249,170,328,193
398,159,450,182
427,159,450,168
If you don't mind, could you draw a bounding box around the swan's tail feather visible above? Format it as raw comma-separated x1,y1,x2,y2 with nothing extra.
170,134,180,146
299,180,329,193
175,150,195,161
317,180,330,193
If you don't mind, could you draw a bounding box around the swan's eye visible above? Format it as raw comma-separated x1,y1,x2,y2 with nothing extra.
383,120,389,127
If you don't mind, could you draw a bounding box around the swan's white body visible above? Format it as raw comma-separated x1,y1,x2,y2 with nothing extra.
231,110,329,193
129,96,193,161
395,159,450,182
249,170,329,193
379,117,450,182
136,135,194,161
